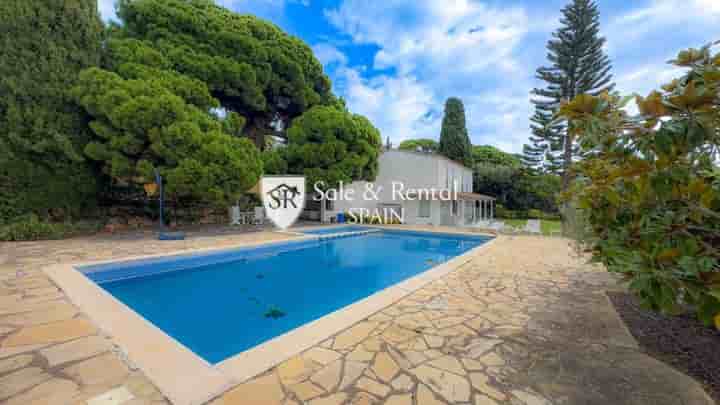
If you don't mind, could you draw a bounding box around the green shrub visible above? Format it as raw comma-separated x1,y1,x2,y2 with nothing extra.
0,215,102,241
527,209,543,219
559,43,720,328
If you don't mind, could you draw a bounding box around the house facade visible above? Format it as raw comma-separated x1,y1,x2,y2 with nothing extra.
319,150,495,226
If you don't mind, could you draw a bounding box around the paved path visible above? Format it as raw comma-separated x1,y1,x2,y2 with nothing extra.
0,230,713,405
524,220,541,234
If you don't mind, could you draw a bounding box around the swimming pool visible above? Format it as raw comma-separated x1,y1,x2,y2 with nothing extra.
81,230,490,364
299,225,371,235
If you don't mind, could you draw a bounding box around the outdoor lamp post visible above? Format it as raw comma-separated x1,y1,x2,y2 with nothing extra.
154,168,164,232
144,168,184,240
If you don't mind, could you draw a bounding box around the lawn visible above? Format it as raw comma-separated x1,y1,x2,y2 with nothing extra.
503,219,528,229
541,220,562,236
499,219,562,236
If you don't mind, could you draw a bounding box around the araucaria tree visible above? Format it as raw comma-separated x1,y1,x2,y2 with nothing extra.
438,98,473,167
0,0,103,222
524,0,614,186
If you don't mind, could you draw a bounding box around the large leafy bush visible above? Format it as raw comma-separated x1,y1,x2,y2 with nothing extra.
0,0,103,222
114,0,335,145
73,66,262,205
283,106,382,189
559,43,720,328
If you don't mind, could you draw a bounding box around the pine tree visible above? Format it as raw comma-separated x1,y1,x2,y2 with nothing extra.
438,97,473,167
526,0,614,187
0,0,104,221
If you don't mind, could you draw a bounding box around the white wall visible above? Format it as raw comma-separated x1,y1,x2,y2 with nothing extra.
323,150,473,225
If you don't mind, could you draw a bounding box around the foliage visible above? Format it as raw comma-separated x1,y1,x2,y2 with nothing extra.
261,149,289,175
472,145,521,167
0,215,102,241
473,163,560,213
398,138,438,153
0,0,103,222
73,66,262,205
526,0,614,184
438,98,473,167
115,0,334,146
284,106,382,189
559,43,720,327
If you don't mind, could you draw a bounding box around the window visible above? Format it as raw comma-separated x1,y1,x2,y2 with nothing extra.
325,199,334,211
418,199,430,218
451,200,458,216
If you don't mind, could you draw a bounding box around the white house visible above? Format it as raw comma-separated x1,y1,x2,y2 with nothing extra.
319,149,495,226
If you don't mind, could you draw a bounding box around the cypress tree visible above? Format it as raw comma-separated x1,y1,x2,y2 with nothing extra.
438,97,473,167
526,0,614,188
0,0,104,221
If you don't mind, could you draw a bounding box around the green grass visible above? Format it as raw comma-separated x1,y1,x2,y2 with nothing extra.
503,219,527,229
541,220,562,236
499,218,562,236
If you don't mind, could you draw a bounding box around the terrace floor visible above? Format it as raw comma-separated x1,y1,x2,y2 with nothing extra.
0,227,713,405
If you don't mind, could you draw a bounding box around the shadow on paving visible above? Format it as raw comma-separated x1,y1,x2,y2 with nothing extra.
499,273,714,405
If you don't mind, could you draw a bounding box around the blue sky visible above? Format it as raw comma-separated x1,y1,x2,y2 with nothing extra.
98,0,719,153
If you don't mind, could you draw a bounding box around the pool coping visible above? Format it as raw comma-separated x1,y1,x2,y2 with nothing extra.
43,227,496,405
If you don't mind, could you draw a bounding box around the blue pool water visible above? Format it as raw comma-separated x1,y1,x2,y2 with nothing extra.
83,230,490,363
300,225,371,235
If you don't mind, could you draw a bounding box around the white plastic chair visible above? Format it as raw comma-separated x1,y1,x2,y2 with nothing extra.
229,206,241,225
253,206,265,226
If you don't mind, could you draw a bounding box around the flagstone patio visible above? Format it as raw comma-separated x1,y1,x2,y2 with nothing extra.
0,229,713,405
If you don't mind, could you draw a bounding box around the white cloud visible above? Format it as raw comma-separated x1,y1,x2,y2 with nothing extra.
98,0,116,21
609,0,720,42
326,0,528,76
311,43,348,66
336,66,438,144
323,0,537,152
615,63,687,115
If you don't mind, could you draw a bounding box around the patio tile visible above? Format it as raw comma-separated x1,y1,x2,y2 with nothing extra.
62,353,129,386
416,383,445,405
338,360,367,390
277,356,318,385
333,322,377,350
386,393,412,405
349,392,377,405
222,373,284,405
0,366,52,400
469,373,507,401
370,351,399,382
86,386,135,405
40,335,110,367
474,393,500,405
4,377,78,405
410,365,471,403
1,318,96,347
427,355,466,376
303,347,342,365
0,303,78,326
0,353,33,373
288,381,324,401
390,373,414,392
354,376,390,398
308,392,348,405
310,359,342,391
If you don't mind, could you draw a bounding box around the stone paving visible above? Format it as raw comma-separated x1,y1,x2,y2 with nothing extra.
0,229,714,405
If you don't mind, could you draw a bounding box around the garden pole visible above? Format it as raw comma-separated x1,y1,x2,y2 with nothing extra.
154,168,164,231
